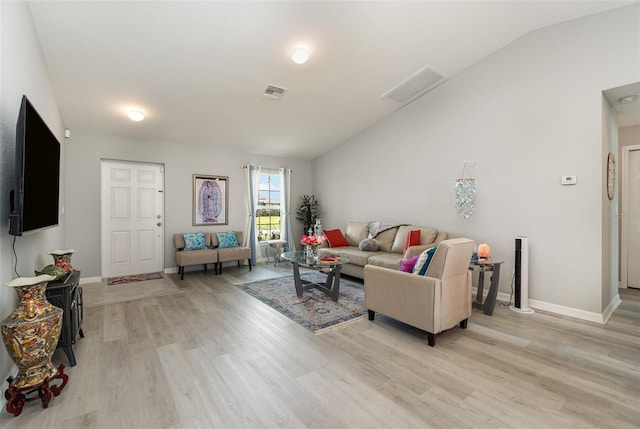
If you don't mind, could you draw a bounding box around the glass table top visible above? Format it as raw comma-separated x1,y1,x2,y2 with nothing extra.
281,251,349,267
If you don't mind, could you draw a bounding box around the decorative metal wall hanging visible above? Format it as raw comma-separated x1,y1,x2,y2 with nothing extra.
455,161,477,219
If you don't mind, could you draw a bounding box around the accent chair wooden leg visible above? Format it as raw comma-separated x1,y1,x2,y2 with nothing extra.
368,310,375,320
204,264,208,272
180,266,184,280
248,259,252,271
218,262,222,274
427,332,436,347
460,318,468,329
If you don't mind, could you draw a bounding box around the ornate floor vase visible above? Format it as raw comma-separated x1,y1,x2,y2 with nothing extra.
2,274,63,389
48,249,75,272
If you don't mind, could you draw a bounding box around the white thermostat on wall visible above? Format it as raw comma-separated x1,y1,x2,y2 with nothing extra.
561,175,577,185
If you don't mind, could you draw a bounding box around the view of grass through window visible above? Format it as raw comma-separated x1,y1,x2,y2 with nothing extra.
257,172,281,241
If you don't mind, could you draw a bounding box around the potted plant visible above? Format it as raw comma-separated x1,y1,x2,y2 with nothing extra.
295,195,321,234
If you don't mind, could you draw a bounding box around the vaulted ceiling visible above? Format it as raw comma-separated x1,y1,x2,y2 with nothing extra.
28,1,634,160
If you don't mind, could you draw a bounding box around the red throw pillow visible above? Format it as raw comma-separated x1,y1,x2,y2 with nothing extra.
324,229,349,248
403,230,421,253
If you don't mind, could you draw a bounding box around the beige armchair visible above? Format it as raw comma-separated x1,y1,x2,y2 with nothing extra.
364,238,475,346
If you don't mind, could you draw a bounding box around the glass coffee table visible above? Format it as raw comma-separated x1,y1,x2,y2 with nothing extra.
281,251,349,302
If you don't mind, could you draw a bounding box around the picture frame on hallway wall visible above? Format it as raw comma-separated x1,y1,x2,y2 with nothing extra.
193,174,229,226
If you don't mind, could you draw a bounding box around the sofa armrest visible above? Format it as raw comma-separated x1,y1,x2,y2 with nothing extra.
364,265,441,333
403,232,449,259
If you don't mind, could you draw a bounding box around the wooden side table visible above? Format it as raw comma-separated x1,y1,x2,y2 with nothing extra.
46,271,84,366
469,260,504,316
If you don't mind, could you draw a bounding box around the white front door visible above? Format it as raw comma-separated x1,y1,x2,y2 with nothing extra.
626,149,640,288
101,160,164,278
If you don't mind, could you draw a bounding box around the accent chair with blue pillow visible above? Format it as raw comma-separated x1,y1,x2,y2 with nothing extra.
174,233,218,280
212,231,251,274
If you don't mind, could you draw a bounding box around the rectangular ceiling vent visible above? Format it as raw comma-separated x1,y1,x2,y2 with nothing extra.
262,85,287,99
382,65,446,104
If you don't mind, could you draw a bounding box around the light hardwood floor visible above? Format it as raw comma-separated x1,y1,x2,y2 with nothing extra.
2,264,639,428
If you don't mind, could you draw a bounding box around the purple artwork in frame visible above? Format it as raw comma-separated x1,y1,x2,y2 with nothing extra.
193,174,228,225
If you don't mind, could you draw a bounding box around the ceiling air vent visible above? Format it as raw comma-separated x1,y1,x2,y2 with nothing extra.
382,65,446,104
261,85,287,99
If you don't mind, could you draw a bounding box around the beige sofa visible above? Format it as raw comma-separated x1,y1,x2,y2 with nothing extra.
364,238,475,346
318,222,447,279
174,231,250,279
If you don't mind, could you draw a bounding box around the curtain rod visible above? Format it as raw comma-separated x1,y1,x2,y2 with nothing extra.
241,165,294,173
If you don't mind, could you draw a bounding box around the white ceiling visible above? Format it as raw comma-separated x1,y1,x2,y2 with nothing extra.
28,1,635,160
603,82,640,128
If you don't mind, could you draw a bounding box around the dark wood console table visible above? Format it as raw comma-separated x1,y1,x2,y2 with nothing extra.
46,270,84,366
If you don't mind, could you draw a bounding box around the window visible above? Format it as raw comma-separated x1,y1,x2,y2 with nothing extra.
256,171,281,241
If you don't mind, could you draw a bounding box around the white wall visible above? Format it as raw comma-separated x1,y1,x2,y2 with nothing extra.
63,130,313,277
0,1,66,388
313,5,640,318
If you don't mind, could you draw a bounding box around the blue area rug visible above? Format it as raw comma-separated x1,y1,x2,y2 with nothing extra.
236,272,367,334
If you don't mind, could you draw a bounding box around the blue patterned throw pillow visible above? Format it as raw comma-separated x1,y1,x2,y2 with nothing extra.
217,231,239,248
413,246,437,275
183,232,206,251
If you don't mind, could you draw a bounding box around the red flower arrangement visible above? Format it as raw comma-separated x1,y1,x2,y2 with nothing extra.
55,262,71,272
300,234,326,246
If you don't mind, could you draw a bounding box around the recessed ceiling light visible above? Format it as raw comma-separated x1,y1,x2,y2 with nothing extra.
128,109,145,121
618,94,638,104
291,46,309,64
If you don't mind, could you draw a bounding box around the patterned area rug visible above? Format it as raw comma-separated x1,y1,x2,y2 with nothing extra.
107,272,163,285
236,272,367,334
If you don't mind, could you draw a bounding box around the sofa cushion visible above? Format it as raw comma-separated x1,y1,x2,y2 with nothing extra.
324,229,349,248
413,246,437,275
183,232,207,251
367,252,403,270
403,230,421,253
318,246,371,267
175,248,217,266
391,226,439,254
345,222,370,247
400,255,420,273
359,238,379,252
217,231,239,248
374,227,399,252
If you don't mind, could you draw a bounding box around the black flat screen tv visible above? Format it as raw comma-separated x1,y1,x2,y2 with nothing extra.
9,95,61,236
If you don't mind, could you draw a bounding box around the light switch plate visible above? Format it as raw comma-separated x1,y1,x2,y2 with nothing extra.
561,175,577,185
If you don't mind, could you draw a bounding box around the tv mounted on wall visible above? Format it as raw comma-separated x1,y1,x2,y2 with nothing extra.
9,95,61,236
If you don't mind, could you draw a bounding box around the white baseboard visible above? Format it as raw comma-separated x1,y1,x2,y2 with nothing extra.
164,267,179,274
601,294,622,324
79,276,102,285
472,287,613,325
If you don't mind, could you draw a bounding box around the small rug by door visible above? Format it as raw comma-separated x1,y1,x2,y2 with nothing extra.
236,272,367,334
107,272,163,285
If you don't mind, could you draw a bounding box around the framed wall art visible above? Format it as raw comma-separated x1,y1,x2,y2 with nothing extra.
193,174,228,225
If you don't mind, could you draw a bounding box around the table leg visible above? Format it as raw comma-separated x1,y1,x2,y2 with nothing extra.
483,264,501,316
330,266,341,301
474,270,485,305
292,262,303,297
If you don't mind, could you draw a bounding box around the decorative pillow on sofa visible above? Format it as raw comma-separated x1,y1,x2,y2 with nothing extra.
359,238,379,252
183,232,207,251
400,255,420,273
403,229,421,253
413,246,437,275
324,229,349,247
217,231,239,248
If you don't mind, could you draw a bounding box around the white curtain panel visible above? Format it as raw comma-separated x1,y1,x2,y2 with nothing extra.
280,168,295,252
243,165,261,264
